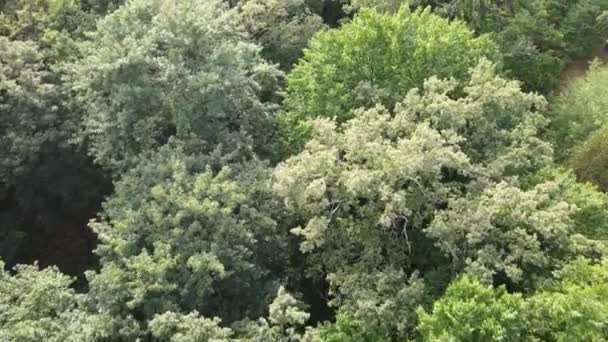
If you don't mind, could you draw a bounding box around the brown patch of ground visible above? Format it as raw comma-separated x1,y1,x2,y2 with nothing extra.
560,46,608,89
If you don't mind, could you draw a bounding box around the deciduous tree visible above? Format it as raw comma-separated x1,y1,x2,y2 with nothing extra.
71,0,282,173
279,6,500,152
87,143,289,327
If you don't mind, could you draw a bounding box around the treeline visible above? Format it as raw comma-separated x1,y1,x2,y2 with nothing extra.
0,0,607,341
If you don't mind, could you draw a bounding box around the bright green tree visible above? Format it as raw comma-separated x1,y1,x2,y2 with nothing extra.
417,257,608,341
417,274,527,341
312,312,389,341
279,6,500,152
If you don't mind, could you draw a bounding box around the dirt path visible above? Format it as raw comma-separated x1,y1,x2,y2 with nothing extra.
559,46,608,89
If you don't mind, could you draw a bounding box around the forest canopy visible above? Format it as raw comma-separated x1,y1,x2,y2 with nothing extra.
1,0,608,341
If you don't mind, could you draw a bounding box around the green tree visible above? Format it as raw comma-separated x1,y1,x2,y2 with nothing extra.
560,0,608,59
0,261,131,342
496,5,564,93
0,0,125,278
0,0,101,62
80,0,124,14
70,0,282,173
148,286,312,341
427,181,587,286
438,0,525,32
525,168,608,241
279,6,500,152
439,0,565,93
0,38,63,200
417,274,526,341
274,61,567,336
417,257,608,341
87,143,289,328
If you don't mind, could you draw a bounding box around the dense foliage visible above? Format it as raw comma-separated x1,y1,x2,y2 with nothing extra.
0,1,110,275
418,257,608,341
71,0,283,173
88,143,287,326
1,0,608,341
280,7,500,153
237,0,325,69
436,0,608,93
549,62,608,193
549,62,608,160
572,127,608,193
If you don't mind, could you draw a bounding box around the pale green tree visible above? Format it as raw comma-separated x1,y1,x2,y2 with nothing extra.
275,60,551,277
0,261,134,342
427,181,587,286
148,312,233,342
148,286,312,342
526,167,608,240
70,0,282,173
0,260,314,341
273,61,568,337
344,0,407,14
322,269,427,340
234,286,312,341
